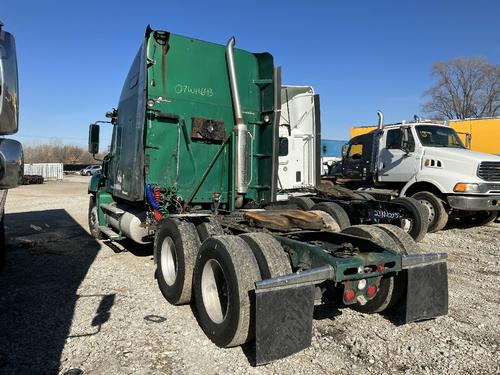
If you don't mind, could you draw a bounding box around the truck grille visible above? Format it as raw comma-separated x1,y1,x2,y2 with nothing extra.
478,162,500,181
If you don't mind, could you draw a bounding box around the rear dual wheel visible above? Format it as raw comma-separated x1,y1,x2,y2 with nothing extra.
310,202,350,230
155,218,201,305
196,217,224,242
341,224,419,313
193,233,291,347
290,197,349,231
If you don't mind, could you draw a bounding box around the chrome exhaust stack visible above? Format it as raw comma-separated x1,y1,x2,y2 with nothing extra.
226,37,249,194
377,111,384,129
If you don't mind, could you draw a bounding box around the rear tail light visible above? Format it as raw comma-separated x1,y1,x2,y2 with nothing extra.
367,285,377,298
344,289,355,302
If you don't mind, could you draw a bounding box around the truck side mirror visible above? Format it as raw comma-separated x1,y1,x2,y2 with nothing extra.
0,138,23,189
88,123,100,155
0,30,19,135
400,127,410,154
341,143,347,158
465,133,471,149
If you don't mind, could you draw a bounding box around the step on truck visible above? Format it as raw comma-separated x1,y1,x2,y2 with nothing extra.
0,21,24,271
276,85,428,242
328,112,500,232
87,27,448,364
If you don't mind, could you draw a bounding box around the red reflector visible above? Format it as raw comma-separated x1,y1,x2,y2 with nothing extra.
367,285,377,298
377,264,385,273
344,289,355,301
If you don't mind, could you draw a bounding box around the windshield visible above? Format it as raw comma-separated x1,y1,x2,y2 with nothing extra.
415,125,465,148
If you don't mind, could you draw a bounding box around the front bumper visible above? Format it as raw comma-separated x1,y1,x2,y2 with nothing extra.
447,195,500,211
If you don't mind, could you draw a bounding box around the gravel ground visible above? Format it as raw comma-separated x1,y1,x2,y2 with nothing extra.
0,176,499,374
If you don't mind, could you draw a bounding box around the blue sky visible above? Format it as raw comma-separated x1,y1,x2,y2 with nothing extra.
3,0,499,147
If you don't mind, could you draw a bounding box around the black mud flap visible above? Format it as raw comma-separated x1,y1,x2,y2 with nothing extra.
401,254,448,323
254,284,315,365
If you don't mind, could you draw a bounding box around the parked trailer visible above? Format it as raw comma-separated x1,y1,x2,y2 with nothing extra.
24,163,63,180
87,27,448,364
277,86,428,242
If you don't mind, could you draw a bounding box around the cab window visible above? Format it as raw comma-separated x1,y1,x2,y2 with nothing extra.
386,129,415,151
278,137,288,156
348,143,363,159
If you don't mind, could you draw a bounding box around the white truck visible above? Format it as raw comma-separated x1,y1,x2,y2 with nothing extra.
0,21,24,270
277,85,320,193
330,113,500,232
277,86,429,242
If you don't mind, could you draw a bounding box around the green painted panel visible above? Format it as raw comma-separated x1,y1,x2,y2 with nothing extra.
143,31,275,208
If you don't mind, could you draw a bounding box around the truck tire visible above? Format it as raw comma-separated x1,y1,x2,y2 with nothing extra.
193,235,261,347
411,191,448,233
461,211,498,227
373,224,419,254
341,225,402,313
196,217,224,242
290,196,315,210
239,233,292,279
373,224,424,310
88,196,103,240
155,218,201,305
310,210,341,232
310,202,350,230
391,197,428,242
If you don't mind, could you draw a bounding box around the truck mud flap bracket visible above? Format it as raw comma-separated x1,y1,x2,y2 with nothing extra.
254,284,315,365
399,253,448,323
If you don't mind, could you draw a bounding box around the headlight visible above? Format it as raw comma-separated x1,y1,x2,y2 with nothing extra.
453,183,480,193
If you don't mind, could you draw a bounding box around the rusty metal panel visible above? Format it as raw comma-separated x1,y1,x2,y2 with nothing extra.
281,210,324,230
244,209,324,231
191,117,225,143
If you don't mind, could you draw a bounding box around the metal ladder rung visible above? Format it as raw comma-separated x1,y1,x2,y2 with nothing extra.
98,226,123,240
100,204,125,215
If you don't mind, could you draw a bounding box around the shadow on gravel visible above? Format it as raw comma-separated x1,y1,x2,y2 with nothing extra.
0,209,102,373
103,239,153,257
441,217,499,231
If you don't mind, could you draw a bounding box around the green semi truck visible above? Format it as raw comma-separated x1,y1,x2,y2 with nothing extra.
87,26,448,364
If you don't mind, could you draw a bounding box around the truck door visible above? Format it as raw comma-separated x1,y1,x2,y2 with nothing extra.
341,132,374,180
378,128,417,182
277,87,319,190
278,130,314,189
342,142,366,179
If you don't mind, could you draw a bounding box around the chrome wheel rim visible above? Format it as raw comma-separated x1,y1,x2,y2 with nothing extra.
90,206,99,231
401,218,412,232
418,199,435,223
201,259,228,324
160,237,177,286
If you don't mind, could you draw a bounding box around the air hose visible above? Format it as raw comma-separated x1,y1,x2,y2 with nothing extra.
145,184,160,210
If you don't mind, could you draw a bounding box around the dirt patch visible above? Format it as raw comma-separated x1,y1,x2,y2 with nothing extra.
0,176,499,374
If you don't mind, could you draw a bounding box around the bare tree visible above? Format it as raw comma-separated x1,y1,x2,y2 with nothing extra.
422,58,500,120
23,141,105,164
